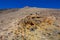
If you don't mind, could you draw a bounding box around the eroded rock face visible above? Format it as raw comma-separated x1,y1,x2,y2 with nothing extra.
0,13,60,40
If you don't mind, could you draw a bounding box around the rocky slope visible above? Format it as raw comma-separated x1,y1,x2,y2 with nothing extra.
0,7,60,40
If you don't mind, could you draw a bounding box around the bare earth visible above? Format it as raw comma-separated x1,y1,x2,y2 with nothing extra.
0,7,60,40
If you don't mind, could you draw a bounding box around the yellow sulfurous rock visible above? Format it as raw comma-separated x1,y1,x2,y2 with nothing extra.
44,16,56,25
17,14,60,40
2,13,59,40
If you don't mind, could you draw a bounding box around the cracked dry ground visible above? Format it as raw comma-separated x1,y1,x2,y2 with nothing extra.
0,13,60,40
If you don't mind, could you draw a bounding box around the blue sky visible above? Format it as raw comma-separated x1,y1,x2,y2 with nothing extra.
0,0,60,9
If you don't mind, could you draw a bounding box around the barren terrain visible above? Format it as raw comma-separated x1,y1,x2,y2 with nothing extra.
0,7,60,40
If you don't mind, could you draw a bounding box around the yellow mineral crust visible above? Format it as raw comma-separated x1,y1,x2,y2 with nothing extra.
19,14,60,40
11,14,60,40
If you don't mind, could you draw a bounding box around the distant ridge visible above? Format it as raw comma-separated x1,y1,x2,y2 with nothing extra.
0,8,19,13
